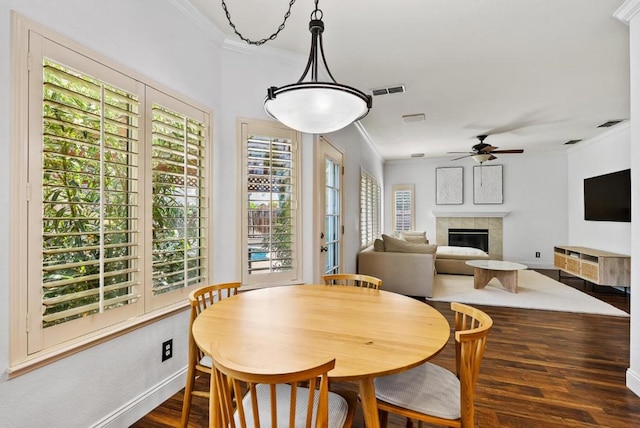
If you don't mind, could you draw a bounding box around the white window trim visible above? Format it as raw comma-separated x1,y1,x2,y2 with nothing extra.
9,13,213,374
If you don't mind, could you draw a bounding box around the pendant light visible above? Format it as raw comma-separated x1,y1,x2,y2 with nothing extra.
263,1,372,134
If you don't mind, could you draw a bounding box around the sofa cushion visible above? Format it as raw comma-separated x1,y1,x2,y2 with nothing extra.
382,234,437,254
373,238,385,252
400,230,429,244
436,245,489,260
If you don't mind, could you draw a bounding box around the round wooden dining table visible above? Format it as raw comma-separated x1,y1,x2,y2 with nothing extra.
192,284,450,428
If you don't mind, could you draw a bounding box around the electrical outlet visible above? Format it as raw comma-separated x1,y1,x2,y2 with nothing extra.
535,251,541,258
162,339,173,362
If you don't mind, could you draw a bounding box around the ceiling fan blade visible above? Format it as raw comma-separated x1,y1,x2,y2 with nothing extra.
478,144,499,153
451,154,473,161
489,155,498,161
491,149,524,154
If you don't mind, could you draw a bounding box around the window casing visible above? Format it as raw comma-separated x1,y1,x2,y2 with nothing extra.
392,184,415,231
12,22,211,366
239,119,301,287
360,170,381,248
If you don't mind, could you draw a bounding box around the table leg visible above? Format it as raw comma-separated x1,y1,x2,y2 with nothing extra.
359,378,381,428
473,267,493,289
474,268,519,293
495,270,518,293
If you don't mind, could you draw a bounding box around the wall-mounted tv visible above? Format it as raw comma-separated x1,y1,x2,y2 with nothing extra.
583,169,631,222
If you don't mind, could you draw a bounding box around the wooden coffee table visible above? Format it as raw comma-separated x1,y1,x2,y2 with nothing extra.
465,259,528,293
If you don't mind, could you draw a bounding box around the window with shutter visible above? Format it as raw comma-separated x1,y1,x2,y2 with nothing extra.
392,184,415,231
41,57,141,328
150,102,206,298
13,24,211,364
239,119,301,287
360,171,381,248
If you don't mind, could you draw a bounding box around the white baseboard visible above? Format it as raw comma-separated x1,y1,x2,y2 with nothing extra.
92,367,187,428
627,368,640,397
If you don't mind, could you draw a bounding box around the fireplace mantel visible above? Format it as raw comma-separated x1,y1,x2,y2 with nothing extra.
432,211,510,218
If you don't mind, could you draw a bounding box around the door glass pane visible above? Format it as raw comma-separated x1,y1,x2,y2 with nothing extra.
325,158,340,274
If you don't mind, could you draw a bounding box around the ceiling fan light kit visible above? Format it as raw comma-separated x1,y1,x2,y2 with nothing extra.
449,134,524,164
472,153,493,164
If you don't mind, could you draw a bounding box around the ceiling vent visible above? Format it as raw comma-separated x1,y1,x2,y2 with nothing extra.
410,153,425,158
564,139,582,145
402,113,425,123
371,84,405,96
597,120,623,128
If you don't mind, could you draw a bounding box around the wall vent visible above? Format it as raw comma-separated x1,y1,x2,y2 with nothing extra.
564,139,582,145
371,84,405,96
597,120,623,128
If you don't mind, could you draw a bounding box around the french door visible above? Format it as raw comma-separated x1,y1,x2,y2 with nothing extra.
318,137,344,276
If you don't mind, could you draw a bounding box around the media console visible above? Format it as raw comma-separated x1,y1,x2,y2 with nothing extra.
553,245,630,288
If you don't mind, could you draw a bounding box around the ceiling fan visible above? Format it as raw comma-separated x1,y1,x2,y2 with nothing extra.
450,135,524,164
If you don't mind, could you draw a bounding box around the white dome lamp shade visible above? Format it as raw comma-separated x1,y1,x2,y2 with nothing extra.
264,6,372,134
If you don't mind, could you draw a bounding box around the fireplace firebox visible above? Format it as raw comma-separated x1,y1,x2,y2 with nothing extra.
448,228,489,252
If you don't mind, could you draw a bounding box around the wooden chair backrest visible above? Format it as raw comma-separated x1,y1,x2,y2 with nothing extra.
322,273,382,290
188,282,240,363
209,343,336,428
451,301,493,426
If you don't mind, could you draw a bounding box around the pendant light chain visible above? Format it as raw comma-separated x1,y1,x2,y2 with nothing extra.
221,0,297,46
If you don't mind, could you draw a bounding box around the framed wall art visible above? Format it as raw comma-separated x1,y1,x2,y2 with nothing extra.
436,167,463,205
473,164,503,204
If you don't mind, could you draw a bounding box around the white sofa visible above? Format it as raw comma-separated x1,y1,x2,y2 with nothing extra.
434,245,491,275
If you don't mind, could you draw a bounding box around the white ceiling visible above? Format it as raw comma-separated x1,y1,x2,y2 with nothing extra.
188,0,630,160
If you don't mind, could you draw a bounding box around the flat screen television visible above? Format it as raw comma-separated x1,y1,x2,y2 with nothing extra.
583,169,631,222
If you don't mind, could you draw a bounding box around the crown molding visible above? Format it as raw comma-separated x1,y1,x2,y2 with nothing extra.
169,0,225,44
614,0,640,24
222,39,305,66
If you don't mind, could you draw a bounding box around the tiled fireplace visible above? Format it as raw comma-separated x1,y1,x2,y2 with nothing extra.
434,212,508,260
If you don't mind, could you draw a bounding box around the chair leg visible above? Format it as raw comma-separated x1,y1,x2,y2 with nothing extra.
378,409,389,428
180,365,197,428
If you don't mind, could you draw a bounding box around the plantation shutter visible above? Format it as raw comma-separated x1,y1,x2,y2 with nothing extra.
40,59,141,332
393,185,414,231
23,32,211,359
240,119,300,287
360,171,381,248
151,102,207,297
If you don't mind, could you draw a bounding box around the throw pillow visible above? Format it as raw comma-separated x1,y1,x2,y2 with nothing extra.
373,238,385,252
400,230,429,244
382,234,437,254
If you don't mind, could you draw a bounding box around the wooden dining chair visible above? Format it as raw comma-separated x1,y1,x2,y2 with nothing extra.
374,302,493,428
322,273,382,290
209,345,357,428
180,282,240,428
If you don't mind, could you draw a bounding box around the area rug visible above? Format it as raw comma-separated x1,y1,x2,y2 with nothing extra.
429,270,629,317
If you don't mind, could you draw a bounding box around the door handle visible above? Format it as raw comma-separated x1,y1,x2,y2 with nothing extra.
320,246,328,252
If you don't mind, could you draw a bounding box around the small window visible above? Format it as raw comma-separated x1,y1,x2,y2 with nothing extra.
392,184,415,231
239,118,301,287
360,170,381,248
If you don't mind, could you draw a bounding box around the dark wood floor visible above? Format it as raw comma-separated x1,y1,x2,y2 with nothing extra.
132,270,639,427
